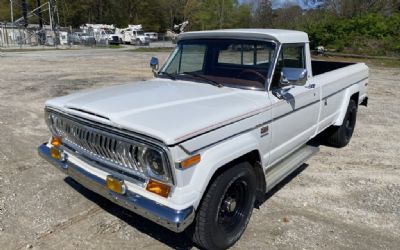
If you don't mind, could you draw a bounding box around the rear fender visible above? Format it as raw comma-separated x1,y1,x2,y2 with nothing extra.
333,85,359,126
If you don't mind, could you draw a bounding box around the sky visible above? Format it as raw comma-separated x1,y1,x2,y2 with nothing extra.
240,0,324,9
272,0,324,9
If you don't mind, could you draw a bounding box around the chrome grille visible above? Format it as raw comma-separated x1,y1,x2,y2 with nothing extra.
48,113,147,177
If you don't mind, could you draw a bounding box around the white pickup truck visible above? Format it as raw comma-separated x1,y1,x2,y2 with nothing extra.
38,29,368,249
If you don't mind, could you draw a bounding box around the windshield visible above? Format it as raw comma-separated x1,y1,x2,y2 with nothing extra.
159,39,276,90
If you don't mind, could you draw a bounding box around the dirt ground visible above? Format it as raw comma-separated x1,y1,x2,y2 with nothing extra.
0,48,399,250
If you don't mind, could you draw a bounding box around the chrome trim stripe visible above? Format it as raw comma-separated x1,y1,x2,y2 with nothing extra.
322,77,368,100
180,77,368,154
272,98,320,121
38,144,194,233
174,105,271,144
181,121,271,155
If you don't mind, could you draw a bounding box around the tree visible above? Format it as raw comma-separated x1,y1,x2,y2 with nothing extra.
253,0,273,28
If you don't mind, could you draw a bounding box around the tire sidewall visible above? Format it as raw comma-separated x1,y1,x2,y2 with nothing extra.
341,100,357,143
202,163,257,249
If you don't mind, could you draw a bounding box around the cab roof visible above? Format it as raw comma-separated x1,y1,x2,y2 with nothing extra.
178,29,309,44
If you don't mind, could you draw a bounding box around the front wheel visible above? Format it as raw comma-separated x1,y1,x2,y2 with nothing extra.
187,162,256,250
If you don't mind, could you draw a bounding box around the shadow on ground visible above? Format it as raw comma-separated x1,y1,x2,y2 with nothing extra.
64,161,310,249
64,177,194,249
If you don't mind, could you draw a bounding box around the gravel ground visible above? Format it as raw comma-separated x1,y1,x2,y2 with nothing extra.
0,48,399,250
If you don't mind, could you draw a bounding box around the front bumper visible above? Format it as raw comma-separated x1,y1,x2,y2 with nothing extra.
38,143,194,233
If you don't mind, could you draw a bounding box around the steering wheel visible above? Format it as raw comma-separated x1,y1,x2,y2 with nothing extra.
237,69,267,83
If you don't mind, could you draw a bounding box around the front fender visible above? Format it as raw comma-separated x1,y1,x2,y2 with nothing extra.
184,130,261,208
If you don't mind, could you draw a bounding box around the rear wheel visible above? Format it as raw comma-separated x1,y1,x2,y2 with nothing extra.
187,162,256,250
325,99,357,147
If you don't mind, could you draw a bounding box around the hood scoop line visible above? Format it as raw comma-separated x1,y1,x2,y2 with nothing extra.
66,107,110,121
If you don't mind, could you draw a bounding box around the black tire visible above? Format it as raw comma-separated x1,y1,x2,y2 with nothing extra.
188,162,257,250
326,99,358,148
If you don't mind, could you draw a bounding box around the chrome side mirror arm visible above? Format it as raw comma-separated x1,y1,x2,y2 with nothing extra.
150,57,159,76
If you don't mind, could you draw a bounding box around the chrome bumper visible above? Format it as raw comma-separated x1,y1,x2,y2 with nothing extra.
38,144,194,233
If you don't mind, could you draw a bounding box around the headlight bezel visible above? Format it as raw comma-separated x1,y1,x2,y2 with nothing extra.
137,145,172,183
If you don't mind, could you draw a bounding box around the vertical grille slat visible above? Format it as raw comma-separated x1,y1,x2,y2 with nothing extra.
50,113,147,175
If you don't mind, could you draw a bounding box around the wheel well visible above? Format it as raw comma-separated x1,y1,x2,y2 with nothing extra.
207,150,266,205
350,92,359,106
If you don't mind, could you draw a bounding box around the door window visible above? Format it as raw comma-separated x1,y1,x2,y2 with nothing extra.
272,44,306,88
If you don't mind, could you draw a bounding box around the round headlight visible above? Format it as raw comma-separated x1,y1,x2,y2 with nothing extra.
139,147,165,176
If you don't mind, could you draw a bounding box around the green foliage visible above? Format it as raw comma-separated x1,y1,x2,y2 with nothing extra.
1,0,399,56
302,13,400,56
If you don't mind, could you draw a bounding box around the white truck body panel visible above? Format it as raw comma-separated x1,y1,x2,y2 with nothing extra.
179,29,309,43
45,79,268,146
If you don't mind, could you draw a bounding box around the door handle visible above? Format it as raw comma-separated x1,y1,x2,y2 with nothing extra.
306,84,316,89
272,90,284,99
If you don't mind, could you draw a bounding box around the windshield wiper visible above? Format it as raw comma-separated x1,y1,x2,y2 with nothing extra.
158,71,176,80
181,72,223,88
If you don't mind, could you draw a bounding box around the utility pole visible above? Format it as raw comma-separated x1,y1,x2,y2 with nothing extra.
37,0,43,29
22,0,28,28
10,0,14,44
219,0,225,29
37,0,45,45
48,0,60,46
49,1,53,29
9,0,13,23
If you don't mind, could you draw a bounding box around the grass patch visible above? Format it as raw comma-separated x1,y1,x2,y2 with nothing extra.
109,44,123,49
364,58,400,68
1,48,80,52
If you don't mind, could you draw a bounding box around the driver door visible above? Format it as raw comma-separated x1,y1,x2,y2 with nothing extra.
268,44,320,166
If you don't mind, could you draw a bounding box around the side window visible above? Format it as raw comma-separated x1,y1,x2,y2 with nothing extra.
272,44,305,88
180,44,206,73
217,43,274,66
164,44,206,74
218,44,243,65
256,44,273,66
277,45,305,69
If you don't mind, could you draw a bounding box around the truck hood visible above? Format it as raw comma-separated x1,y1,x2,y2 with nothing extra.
46,78,268,145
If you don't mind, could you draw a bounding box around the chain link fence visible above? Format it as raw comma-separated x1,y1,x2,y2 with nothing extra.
1,23,174,49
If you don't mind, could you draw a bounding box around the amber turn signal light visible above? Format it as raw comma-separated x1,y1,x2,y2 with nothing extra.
146,179,171,198
106,176,126,195
51,136,62,147
50,147,62,160
180,154,201,169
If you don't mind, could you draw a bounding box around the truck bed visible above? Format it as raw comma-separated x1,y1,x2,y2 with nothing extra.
311,60,355,76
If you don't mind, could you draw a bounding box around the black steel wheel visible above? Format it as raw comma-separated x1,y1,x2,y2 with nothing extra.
325,99,358,148
187,162,257,250
217,178,249,234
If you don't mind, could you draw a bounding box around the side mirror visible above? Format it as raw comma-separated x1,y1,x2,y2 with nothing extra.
280,67,307,86
150,57,159,73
